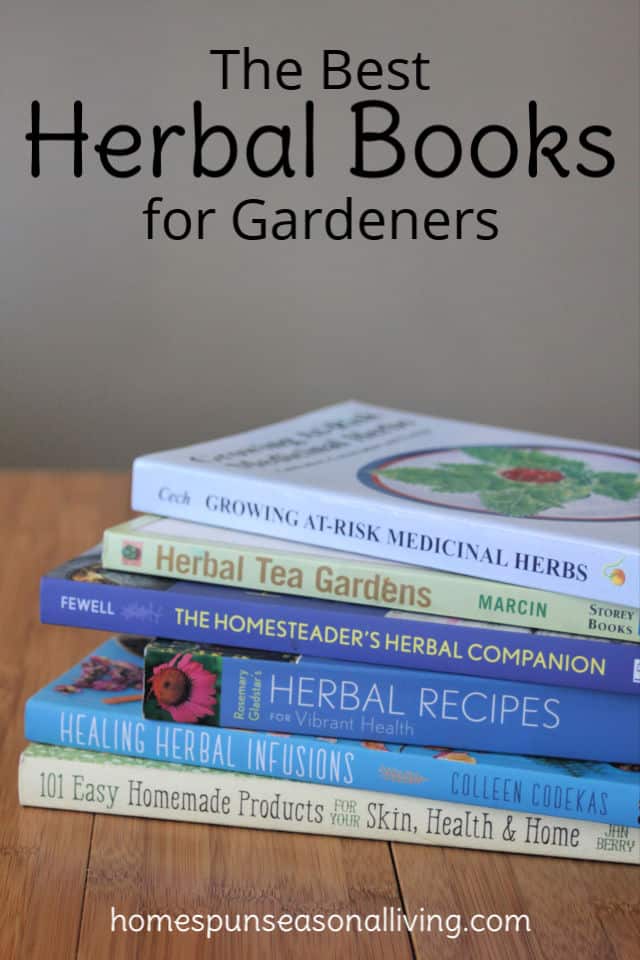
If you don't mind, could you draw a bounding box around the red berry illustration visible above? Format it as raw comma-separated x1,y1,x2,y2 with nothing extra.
378,446,640,518
499,468,565,484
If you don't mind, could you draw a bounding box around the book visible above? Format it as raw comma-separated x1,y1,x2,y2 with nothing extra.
41,548,640,695
101,514,640,643
142,639,640,763
19,744,640,865
24,637,640,826
130,400,640,606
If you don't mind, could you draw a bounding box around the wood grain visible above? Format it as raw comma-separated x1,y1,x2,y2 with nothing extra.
0,472,637,960
0,473,131,960
79,818,412,960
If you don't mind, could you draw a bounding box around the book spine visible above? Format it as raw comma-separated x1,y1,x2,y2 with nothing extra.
24,697,640,825
19,747,640,864
206,654,640,763
101,522,640,643
131,460,640,607
41,575,640,695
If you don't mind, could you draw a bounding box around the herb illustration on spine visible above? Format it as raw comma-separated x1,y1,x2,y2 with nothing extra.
144,643,221,726
143,641,297,726
361,446,640,522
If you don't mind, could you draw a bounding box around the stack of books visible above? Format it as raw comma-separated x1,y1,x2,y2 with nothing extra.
21,401,640,863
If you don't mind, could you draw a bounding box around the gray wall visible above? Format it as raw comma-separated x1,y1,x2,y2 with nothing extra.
1,0,638,467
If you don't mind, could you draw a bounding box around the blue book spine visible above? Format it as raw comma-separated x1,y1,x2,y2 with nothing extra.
41,558,640,695
214,657,640,764
40,572,640,695
24,689,639,827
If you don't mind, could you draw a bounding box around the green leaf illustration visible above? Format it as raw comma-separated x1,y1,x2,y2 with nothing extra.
592,472,640,501
377,448,639,517
462,447,592,478
555,460,593,485
479,485,568,516
480,480,591,517
381,464,503,494
554,478,593,503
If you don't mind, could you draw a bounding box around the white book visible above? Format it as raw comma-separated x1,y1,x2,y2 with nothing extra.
131,400,640,605
19,744,640,864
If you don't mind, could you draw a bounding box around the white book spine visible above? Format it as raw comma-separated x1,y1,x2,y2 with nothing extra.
131,459,639,607
19,748,640,864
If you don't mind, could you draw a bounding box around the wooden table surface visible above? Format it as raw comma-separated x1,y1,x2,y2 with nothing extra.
0,472,638,960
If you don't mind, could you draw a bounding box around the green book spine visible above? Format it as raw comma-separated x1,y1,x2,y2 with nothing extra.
102,515,639,641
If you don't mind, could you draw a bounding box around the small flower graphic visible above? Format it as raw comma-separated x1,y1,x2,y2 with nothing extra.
149,652,217,723
121,540,143,567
